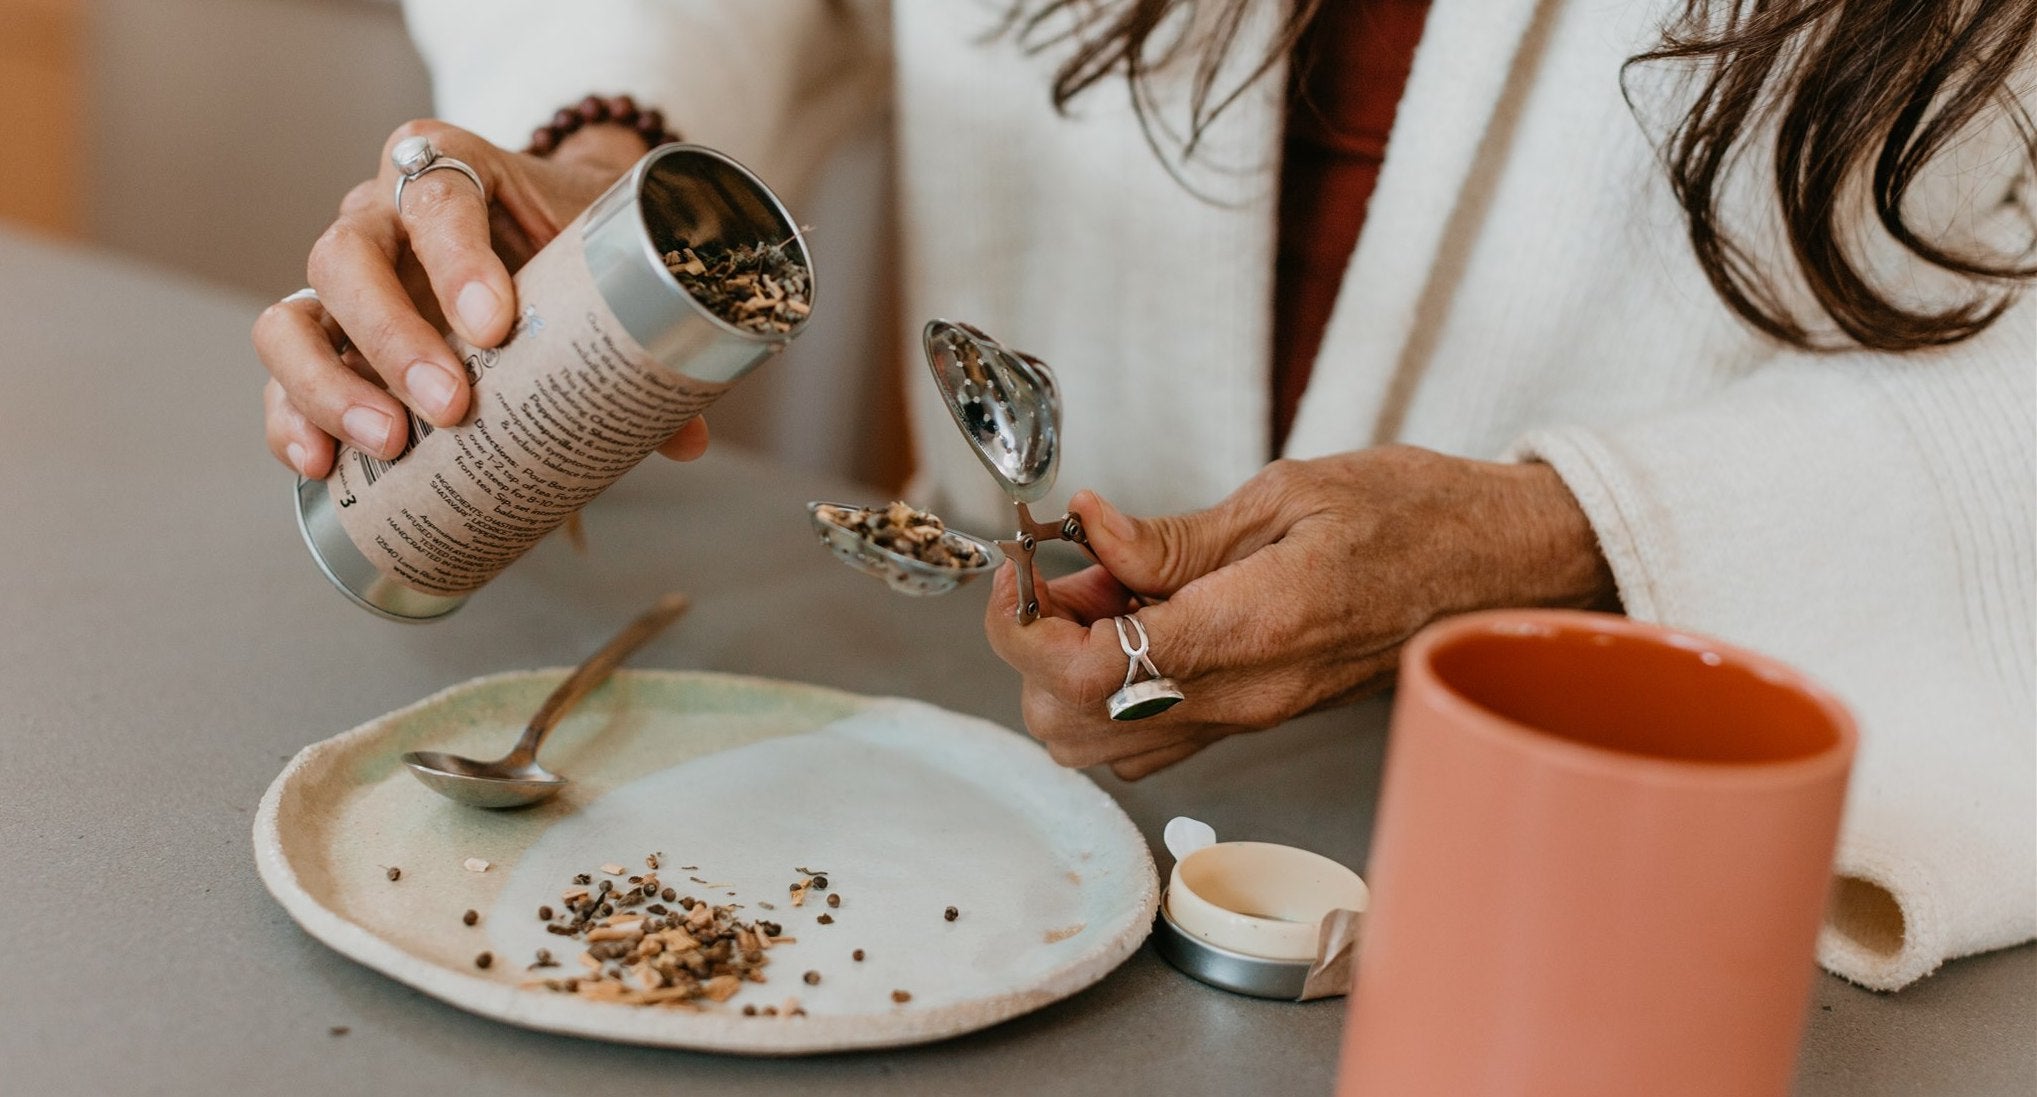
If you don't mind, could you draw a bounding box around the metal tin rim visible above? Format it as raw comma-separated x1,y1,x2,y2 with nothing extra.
622,143,814,344
1152,889,1312,1000
293,476,465,623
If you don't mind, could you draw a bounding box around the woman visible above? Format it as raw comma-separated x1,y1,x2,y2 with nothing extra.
252,0,2034,992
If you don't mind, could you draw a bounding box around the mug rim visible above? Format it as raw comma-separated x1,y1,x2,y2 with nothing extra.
1403,609,1857,789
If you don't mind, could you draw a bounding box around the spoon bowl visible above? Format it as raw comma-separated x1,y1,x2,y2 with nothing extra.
809,501,1005,596
400,592,691,809
401,750,568,809
922,319,1063,504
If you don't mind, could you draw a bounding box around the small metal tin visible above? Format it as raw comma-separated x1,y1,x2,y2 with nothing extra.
296,144,810,621
1153,890,1314,1000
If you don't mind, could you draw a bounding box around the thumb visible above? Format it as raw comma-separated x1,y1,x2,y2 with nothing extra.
1071,489,1278,598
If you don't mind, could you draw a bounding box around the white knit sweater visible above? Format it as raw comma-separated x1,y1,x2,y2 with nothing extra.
406,0,2035,990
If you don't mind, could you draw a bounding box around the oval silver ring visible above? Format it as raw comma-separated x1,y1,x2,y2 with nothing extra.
390,135,486,211
1108,615,1186,721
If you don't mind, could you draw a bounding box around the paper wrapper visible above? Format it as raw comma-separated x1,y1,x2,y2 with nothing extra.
1300,907,1364,1001
323,214,729,597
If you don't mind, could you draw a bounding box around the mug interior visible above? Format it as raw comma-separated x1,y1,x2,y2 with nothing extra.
1427,619,1842,765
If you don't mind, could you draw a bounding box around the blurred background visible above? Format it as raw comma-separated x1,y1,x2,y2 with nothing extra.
1,0,907,489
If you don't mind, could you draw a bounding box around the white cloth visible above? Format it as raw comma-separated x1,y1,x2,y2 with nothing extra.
406,0,2036,990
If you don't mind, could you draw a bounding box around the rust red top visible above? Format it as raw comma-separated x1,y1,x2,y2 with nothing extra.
1273,0,1433,451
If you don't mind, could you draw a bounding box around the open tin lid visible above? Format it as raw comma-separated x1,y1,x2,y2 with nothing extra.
921,320,1063,505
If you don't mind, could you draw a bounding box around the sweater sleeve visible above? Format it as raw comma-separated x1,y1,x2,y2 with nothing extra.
402,0,887,196
1511,291,2036,991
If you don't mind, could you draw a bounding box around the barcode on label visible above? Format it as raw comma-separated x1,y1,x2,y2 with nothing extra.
352,410,433,488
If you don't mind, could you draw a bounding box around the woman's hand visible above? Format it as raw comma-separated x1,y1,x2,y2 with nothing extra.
253,119,709,479
984,446,1617,781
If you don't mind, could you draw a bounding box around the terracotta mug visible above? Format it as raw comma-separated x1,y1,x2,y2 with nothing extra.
1338,610,1856,1097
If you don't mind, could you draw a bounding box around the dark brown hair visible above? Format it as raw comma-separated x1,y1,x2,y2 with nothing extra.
1006,0,2037,352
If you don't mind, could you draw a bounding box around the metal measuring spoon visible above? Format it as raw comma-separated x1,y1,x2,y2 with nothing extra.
402,592,691,809
808,501,1006,596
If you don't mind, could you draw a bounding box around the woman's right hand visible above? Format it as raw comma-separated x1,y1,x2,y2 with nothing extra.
254,118,708,478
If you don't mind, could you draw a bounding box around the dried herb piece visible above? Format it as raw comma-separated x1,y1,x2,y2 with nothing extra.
662,237,812,334
891,989,912,1004
803,971,821,986
826,893,841,909
944,906,959,922
475,952,494,969
385,867,401,882
538,905,553,921
462,909,479,927
852,949,865,962
329,1026,349,1037
817,913,834,925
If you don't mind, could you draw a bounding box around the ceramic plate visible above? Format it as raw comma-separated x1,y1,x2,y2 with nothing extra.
254,670,1158,1054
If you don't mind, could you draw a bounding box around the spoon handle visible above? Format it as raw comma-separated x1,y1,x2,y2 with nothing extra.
507,592,692,763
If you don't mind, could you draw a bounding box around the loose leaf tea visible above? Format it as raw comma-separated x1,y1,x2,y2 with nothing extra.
511,855,865,1014
818,502,989,570
662,238,812,334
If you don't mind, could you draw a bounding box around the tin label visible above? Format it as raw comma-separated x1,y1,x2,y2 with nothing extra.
325,216,728,596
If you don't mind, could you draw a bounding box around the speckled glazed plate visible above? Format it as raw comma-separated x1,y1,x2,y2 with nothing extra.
254,670,1158,1054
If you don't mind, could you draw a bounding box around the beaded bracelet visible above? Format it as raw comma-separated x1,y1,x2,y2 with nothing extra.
524,94,681,157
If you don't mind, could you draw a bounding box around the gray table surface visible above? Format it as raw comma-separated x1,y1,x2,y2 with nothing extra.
0,227,2029,1096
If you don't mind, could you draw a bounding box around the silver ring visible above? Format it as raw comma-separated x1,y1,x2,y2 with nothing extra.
281,287,319,305
1107,616,1186,722
390,135,485,211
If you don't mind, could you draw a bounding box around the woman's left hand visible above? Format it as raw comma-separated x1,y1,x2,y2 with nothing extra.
984,445,1617,781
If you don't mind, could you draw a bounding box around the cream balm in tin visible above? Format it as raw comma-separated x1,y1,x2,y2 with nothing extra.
296,144,812,620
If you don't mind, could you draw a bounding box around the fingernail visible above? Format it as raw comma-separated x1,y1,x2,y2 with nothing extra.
342,405,395,454
406,361,458,417
1090,493,1137,542
456,281,498,338
285,442,310,476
